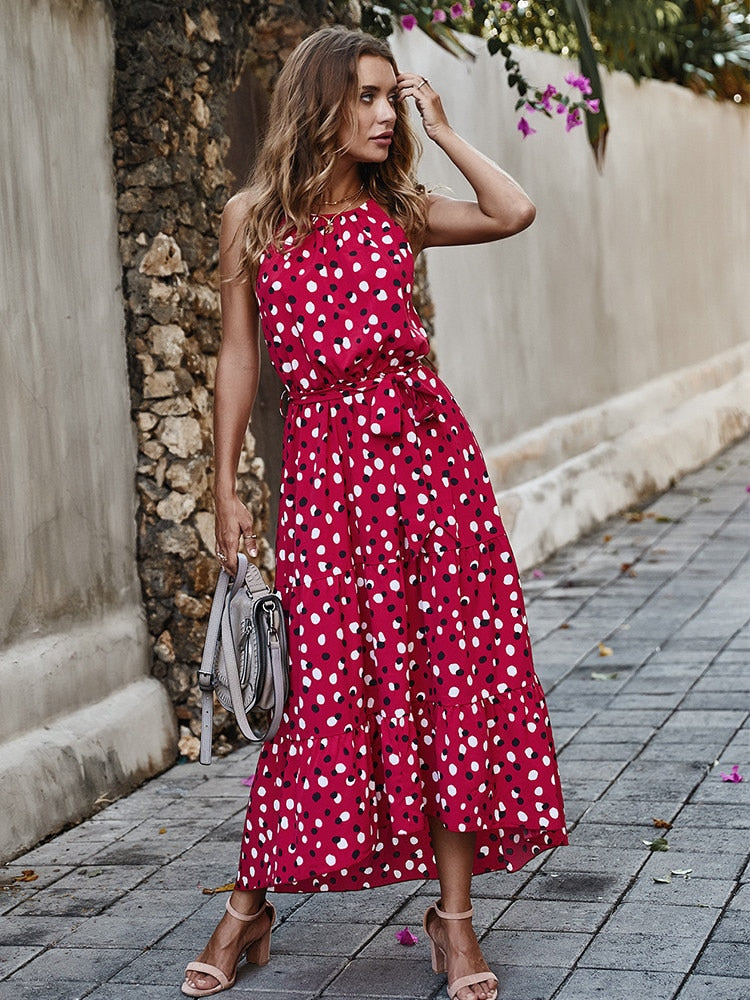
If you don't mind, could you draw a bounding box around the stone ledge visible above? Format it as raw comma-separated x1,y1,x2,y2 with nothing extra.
0,609,154,744
496,358,750,571
0,677,177,863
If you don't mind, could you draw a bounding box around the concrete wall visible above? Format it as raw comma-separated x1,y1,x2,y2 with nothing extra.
0,0,176,862
392,33,750,567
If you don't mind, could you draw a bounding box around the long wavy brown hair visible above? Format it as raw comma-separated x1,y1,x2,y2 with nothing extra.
236,26,428,277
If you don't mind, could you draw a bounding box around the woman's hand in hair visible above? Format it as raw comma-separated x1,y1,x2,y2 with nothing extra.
397,73,451,143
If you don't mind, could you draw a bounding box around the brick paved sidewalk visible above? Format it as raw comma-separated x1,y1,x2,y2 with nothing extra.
1,436,748,1000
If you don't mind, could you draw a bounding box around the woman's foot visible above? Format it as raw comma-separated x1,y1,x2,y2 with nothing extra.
182,894,274,996
424,903,498,1000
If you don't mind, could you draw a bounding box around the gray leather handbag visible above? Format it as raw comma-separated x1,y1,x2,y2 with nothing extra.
198,553,289,764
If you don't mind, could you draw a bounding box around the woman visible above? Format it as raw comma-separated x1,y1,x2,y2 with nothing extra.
183,25,567,1000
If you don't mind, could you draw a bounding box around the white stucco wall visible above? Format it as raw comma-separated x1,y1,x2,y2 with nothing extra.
0,0,175,862
392,32,750,565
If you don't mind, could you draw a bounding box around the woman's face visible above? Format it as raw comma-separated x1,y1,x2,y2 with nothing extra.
338,54,398,164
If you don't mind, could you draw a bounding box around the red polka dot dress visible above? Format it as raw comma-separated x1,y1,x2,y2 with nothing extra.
236,200,567,893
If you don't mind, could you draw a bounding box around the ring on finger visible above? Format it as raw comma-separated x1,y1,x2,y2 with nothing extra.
416,77,428,90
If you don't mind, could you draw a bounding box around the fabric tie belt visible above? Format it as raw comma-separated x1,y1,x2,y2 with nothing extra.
283,366,444,437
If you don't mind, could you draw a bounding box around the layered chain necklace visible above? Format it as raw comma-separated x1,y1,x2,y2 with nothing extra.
313,184,365,235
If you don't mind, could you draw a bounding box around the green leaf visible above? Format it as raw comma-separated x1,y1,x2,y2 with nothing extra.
591,670,619,681
562,0,609,166
642,837,670,852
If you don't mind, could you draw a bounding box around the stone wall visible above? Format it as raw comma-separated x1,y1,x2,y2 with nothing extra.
111,0,350,755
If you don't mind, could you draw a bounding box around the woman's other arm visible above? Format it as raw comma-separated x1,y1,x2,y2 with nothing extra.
213,194,261,574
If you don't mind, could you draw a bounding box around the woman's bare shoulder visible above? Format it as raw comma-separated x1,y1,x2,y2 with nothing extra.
222,190,253,229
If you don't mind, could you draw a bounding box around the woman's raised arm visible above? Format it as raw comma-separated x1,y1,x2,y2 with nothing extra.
397,72,536,249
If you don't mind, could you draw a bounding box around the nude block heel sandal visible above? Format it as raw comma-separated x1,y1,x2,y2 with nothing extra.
423,902,499,1000
181,898,276,997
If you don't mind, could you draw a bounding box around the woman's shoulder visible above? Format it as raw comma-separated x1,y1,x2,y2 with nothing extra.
222,190,253,231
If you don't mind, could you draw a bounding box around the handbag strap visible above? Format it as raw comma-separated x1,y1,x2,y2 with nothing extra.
197,558,234,765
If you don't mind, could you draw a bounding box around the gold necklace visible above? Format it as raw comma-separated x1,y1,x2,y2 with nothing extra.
313,185,366,235
319,183,365,207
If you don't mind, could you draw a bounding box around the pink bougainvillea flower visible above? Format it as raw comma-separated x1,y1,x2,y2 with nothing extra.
450,3,464,18
721,765,744,783
564,72,593,96
401,14,417,30
566,108,582,132
241,775,255,788
540,83,557,111
517,117,536,137
432,8,447,22
556,102,567,114
500,1,514,10
396,926,419,946
585,98,601,114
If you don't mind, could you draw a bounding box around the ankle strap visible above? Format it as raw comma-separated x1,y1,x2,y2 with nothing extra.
435,901,474,920
226,898,266,922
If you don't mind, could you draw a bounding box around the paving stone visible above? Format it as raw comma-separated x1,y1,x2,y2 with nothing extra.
675,974,750,1000
0,983,97,999
640,850,748,881
8,887,126,918
578,929,704,971
0,914,85,947
696,941,750,978
8,946,141,983
710,909,750,944
489,963,569,1000
520,870,633,903
493,899,610,933
271,918,376,956
0,946,45,979
602,900,720,938
725,883,750,909
666,826,750,854
621,874,736,908
554,967,684,1000
56,913,183,948
322,954,437,997
84,987,179,999
542,846,647,878
482,928,589,967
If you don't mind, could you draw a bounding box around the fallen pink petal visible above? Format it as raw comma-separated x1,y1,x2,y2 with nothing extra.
720,765,744,783
396,926,419,946
242,775,255,788
533,569,545,579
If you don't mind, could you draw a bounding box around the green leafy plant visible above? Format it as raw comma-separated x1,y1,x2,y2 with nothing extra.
359,0,750,163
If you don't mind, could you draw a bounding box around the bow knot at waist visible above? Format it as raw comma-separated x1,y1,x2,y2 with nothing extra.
283,366,443,436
